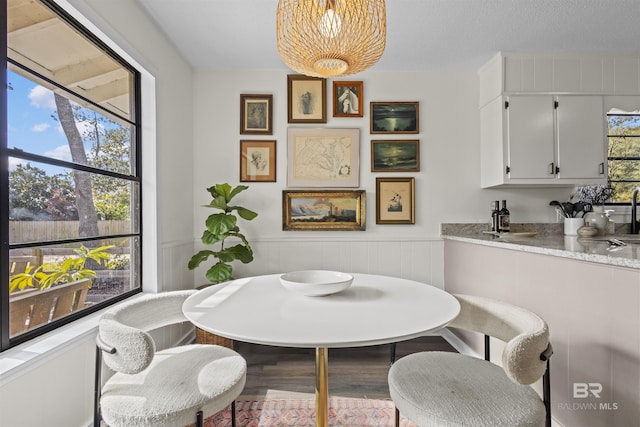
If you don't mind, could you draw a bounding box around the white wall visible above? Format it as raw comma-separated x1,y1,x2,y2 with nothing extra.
0,1,196,426
191,69,572,285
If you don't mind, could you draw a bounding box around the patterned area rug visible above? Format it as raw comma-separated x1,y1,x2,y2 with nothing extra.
204,398,418,427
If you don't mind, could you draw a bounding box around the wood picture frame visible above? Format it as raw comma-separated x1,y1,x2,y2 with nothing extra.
371,139,420,172
287,127,360,188
333,81,364,117
287,74,327,123
376,177,415,224
240,140,276,182
240,94,273,135
282,190,366,231
370,102,419,134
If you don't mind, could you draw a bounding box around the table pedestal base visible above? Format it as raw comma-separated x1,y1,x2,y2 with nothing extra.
315,347,328,427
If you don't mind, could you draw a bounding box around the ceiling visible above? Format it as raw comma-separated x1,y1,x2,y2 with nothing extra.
136,0,640,73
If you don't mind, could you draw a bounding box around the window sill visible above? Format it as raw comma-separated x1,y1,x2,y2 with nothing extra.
0,294,145,386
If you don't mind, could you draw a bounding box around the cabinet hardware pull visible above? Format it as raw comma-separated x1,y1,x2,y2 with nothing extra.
504,101,509,109
548,163,555,175
599,162,605,174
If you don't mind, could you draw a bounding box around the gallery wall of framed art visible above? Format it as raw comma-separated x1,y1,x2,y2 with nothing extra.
238,75,422,231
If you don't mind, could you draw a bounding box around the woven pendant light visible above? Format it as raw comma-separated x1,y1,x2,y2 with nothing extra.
277,0,386,78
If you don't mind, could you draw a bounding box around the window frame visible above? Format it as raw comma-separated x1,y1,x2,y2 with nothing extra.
1,0,143,351
607,112,640,205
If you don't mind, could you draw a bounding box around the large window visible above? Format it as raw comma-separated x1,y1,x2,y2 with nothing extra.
1,0,142,350
608,112,640,203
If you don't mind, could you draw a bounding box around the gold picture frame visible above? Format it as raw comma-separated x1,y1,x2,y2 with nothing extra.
282,190,366,231
287,74,327,123
376,177,415,224
370,101,419,134
287,127,360,188
333,81,363,117
240,94,273,135
240,140,276,182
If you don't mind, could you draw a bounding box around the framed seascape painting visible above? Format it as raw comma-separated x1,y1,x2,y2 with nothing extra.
376,177,415,224
282,190,366,231
287,127,360,187
370,102,419,134
333,81,363,117
371,140,420,172
240,94,273,135
240,140,276,182
287,74,327,123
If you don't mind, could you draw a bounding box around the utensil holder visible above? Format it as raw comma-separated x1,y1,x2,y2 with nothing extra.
564,218,585,235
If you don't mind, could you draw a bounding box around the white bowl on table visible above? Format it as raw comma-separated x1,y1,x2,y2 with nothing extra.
279,270,354,297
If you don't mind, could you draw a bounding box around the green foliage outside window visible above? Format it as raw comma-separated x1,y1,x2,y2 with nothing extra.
608,115,640,203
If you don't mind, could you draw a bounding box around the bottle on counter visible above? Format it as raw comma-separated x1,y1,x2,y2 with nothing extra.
605,209,616,235
491,200,500,232
499,200,510,232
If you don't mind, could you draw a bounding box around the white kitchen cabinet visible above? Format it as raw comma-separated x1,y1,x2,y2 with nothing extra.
480,94,606,187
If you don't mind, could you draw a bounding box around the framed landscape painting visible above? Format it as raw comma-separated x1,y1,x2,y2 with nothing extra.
370,102,419,134
287,127,360,187
371,140,420,172
240,140,276,182
240,94,272,135
287,74,327,123
333,81,363,117
376,177,415,224
282,190,366,231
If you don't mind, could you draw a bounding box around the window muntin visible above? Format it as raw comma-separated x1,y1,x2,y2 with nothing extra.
3,0,141,349
607,114,640,203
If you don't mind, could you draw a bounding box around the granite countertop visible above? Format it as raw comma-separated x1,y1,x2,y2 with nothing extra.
441,223,640,270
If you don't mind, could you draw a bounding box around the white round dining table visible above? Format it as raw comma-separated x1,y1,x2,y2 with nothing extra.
182,273,460,427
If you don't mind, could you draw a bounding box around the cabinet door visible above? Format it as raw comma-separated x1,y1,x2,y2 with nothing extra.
556,96,605,179
506,96,556,179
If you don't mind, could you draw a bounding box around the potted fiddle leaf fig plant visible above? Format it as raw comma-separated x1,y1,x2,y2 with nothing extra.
188,183,258,283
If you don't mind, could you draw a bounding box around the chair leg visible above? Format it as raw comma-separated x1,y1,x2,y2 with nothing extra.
543,362,552,427
231,401,236,427
196,410,203,427
389,342,396,366
395,407,400,427
94,345,103,427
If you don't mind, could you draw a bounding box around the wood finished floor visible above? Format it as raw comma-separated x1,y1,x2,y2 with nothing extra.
235,335,457,400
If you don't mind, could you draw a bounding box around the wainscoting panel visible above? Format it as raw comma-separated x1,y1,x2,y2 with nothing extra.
161,239,196,292
229,237,445,288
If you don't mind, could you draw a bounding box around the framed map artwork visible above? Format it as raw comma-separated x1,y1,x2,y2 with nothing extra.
287,127,359,187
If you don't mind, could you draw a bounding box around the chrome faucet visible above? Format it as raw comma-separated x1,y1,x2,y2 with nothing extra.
632,187,640,233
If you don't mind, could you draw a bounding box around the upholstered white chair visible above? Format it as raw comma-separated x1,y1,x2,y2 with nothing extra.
94,290,247,427
388,294,553,427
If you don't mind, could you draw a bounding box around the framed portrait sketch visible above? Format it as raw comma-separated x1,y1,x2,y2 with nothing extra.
376,177,415,224
370,102,419,134
282,190,366,231
240,94,272,134
371,140,420,172
287,127,359,187
240,140,276,182
287,74,327,123
333,81,363,117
